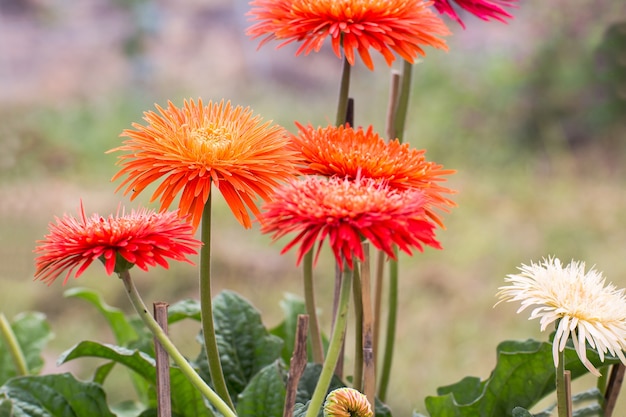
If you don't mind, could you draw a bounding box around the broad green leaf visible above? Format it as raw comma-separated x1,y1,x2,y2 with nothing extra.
61,290,152,402
0,312,52,385
93,361,116,385
197,291,283,401
168,299,201,324
295,364,343,406
111,400,149,417
64,287,137,346
293,403,308,417
512,407,534,417
0,373,115,417
425,339,621,417
236,361,287,417
270,294,328,366
58,341,156,384
59,340,213,417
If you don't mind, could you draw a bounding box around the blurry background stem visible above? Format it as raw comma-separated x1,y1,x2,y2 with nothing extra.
379,60,413,401
118,270,237,417
303,250,324,363
335,56,352,127
199,191,235,411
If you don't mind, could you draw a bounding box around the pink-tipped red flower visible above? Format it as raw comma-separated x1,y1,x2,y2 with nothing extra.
247,0,450,70
289,123,456,226
260,176,441,269
433,0,517,28
34,203,202,285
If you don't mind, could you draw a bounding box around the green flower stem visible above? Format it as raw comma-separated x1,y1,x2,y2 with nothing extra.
199,193,235,411
303,250,324,363
118,270,237,417
335,56,352,126
393,60,414,144
556,339,572,417
305,268,353,417
0,313,28,376
352,264,364,391
378,254,398,401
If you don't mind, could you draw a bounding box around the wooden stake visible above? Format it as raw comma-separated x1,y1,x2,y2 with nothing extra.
153,302,172,417
604,364,625,417
360,244,376,409
283,315,310,417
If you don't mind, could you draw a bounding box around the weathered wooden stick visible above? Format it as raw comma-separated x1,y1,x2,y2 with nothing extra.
283,315,310,417
153,302,172,417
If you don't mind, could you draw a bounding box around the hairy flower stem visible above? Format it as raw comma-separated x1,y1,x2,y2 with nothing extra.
303,250,324,363
118,270,237,417
0,313,28,376
200,193,235,411
305,268,353,417
335,56,352,126
378,252,398,401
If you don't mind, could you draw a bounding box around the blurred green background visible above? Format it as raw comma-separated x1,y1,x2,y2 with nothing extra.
1,0,625,415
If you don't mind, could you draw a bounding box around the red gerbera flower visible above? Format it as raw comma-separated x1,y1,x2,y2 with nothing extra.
260,176,441,269
247,0,450,70
290,123,455,226
433,0,517,28
109,99,300,230
34,203,202,285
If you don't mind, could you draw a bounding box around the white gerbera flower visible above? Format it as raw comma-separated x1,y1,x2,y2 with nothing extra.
496,257,626,376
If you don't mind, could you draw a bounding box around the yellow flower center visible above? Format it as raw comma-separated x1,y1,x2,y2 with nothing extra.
191,125,233,158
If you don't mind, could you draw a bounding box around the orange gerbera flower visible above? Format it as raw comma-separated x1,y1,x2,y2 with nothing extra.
247,0,450,70
290,123,455,225
110,99,300,230
34,203,201,285
260,176,441,269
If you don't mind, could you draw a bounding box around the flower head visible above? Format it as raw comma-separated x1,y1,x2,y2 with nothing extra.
260,176,441,269
496,257,626,376
290,123,455,226
34,202,202,285
433,0,516,28
324,387,373,417
109,99,300,230
247,0,450,70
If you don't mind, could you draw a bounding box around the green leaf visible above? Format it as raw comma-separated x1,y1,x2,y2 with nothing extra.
64,287,137,346
512,407,534,417
93,361,116,385
295,364,344,406
198,291,283,401
270,294,329,366
168,299,201,324
58,340,156,382
236,361,287,417
59,340,214,417
0,312,52,385
425,339,622,417
64,288,155,401
0,373,115,417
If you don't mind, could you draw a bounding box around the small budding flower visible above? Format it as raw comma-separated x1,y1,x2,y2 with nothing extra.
496,257,626,376
324,388,373,417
